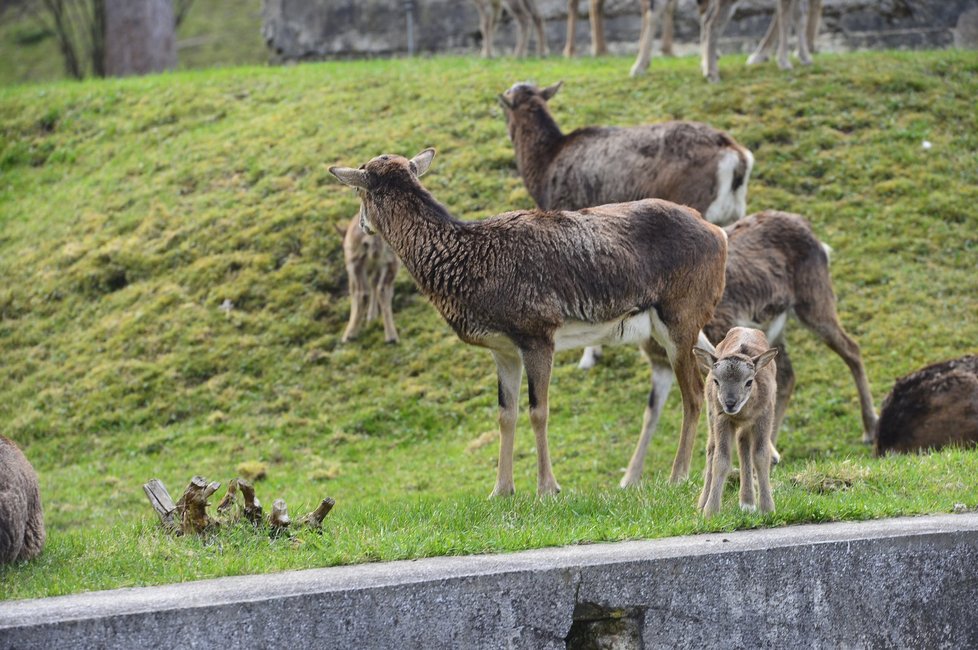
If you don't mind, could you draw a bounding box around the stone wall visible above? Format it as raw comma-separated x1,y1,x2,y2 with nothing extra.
3,514,978,649
262,0,978,61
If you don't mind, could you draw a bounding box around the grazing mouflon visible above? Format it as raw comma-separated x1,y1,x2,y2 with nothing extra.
330,149,727,495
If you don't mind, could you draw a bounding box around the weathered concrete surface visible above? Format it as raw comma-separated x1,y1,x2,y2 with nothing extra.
261,0,978,60
2,513,978,649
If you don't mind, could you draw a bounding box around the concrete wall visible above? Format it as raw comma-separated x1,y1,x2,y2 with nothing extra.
2,513,978,649
261,0,978,61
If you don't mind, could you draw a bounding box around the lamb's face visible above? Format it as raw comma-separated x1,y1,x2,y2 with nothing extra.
711,357,757,416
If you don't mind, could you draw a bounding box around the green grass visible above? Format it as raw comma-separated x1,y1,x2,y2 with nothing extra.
1,50,977,601
0,0,266,86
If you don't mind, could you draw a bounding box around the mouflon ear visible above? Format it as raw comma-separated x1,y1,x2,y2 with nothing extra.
329,167,370,189
692,347,718,376
409,148,436,177
753,348,779,371
540,80,563,101
497,93,514,109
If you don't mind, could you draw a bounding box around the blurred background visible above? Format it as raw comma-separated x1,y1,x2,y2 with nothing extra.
1,0,975,86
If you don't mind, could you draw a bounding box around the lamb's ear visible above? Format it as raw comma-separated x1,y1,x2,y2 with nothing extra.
753,348,779,371
409,148,436,177
541,80,563,101
329,167,370,189
692,347,717,376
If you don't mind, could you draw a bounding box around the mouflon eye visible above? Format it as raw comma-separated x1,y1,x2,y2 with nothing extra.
713,378,720,387
745,379,753,388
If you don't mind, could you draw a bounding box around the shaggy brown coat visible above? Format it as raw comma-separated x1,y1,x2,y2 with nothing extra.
499,81,752,224
0,435,45,563
330,151,727,495
874,355,978,455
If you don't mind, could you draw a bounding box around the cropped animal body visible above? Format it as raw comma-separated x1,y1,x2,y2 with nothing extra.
875,355,978,455
0,435,45,563
471,0,549,58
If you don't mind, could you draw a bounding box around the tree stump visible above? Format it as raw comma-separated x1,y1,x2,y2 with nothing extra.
142,478,179,534
175,476,221,535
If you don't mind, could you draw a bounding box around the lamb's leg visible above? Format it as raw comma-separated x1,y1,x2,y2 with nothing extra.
526,0,549,56
578,344,603,370
503,0,528,57
589,0,607,55
661,0,678,56
564,0,579,57
630,0,657,77
522,342,561,496
700,420,734,517
795,300,878,443
622,360,674,487
701,0,736,83
377,264,399,344
806,0,822,54
491,349,523,497
367,279,380,323
752,415,776,513
746,0,780,65
737,428,756,511
475,0,491,58
795,0,813,65
775,0,794,70
342,262,369,343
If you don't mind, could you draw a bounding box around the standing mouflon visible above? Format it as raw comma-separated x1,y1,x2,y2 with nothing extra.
330,149,727,496
694,327,778,517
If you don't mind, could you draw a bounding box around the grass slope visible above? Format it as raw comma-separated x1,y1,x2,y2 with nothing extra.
1,51,977,600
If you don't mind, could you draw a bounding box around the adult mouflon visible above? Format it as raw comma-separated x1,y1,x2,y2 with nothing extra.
330,149,727,495
498,81,753,225
1,435,45,563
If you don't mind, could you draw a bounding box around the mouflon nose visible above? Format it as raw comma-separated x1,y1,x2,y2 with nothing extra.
724,399,737,411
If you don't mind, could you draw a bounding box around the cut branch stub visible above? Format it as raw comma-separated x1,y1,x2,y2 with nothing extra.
269,498,291,529
298,498,336,530
216,478,239,515
179,475,221,535
237,478,263,525
142,478,178,534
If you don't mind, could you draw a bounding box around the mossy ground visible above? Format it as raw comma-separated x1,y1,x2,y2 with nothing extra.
1,50,977,600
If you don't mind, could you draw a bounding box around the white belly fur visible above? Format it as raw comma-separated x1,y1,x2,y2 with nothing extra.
554,312,653,352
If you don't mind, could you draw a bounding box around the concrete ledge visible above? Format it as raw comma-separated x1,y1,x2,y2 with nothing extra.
2,514,978,649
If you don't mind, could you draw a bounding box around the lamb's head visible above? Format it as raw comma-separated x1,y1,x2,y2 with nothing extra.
498,81,562,131
693,347,778,416
329,148,435,235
